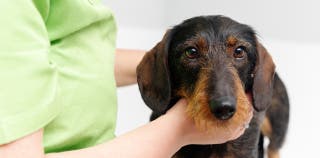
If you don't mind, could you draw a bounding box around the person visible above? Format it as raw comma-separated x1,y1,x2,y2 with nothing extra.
0,1,246,158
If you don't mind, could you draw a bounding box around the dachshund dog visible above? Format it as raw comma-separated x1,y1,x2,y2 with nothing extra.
137,15,289,158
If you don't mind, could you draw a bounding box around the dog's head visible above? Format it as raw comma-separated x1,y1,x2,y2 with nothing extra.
137,15,275,131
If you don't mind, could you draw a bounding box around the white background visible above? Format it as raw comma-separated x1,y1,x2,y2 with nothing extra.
104,0,320,157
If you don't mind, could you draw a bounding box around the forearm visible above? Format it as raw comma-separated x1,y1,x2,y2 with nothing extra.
1,115,183,158
2,99,245,158
0,130,45,158
114,48,145,87
100,114,184,158
46,114,184,158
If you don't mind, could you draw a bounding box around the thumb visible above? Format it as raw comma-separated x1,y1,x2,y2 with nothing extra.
167,98,188,114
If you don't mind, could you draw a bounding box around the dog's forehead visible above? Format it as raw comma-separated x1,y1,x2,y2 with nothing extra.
171,16,255,44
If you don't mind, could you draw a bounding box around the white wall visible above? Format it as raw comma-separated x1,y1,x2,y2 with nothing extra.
104,0,320,157
164,0,320,44
106,0,320,44
106,0,168,29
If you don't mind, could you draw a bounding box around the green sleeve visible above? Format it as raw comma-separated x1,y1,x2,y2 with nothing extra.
0,0,61,144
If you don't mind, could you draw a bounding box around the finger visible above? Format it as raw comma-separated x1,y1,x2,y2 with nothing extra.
169,98,188,111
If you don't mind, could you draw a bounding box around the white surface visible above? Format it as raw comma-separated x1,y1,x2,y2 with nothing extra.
104,0,320,157
106,0,320,44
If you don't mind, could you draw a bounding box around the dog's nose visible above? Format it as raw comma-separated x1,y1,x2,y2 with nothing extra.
209,96,236,120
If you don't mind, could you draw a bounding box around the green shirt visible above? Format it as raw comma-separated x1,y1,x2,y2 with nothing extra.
0,0,117,153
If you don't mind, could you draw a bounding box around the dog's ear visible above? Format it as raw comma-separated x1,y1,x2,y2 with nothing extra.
252,42,276,111
136,31,172,114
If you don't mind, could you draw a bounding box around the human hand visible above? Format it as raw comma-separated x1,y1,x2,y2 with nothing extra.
165,99,250,146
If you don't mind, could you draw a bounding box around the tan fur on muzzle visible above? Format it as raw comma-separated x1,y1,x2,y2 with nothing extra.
177,68,253,133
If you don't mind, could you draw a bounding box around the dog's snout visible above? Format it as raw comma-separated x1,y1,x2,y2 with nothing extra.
209,96,236,120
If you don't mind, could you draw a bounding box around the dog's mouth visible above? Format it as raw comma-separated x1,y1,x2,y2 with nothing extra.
243,91,254,129
245,91,253,105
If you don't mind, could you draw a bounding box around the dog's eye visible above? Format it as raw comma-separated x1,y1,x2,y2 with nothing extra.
233,46,246,59
185,47,199,59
